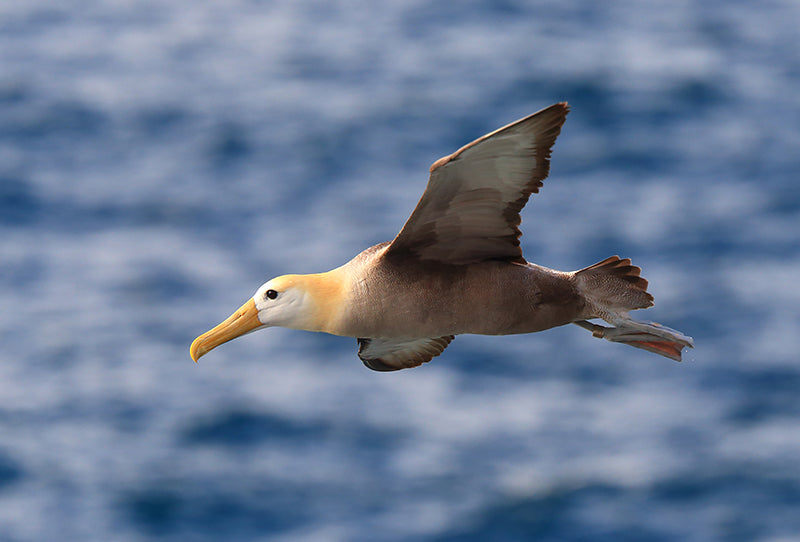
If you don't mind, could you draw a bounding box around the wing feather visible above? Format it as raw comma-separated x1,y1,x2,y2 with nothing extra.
357,336,455,371
386,102,569,265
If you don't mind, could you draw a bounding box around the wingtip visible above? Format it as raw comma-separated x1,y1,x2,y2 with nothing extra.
546,101,570,116
429,101,570,174
550,101,570,122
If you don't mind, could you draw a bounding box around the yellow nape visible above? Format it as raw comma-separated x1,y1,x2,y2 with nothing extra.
269,269,348,334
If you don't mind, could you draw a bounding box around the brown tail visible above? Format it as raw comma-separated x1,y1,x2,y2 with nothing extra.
574,255,654,315
572,256,694,361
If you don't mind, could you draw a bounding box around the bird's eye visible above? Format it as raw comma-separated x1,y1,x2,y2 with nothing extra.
266,289,278,300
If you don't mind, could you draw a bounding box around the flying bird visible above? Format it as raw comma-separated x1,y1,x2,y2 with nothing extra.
190,103,693,370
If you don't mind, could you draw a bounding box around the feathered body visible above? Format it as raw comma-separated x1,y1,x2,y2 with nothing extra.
313,242,580,338
191,102,693,370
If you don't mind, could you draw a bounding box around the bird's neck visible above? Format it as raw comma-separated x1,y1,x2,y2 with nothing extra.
291,268,348,334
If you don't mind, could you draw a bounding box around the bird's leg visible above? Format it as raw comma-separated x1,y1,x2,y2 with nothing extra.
573,318,694,362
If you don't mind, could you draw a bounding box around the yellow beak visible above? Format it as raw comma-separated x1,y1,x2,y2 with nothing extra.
190,298,262,362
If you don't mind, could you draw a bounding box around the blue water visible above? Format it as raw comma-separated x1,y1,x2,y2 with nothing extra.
2,1,799,540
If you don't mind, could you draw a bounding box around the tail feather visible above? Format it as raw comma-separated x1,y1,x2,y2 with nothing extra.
574,255,654,314
572,256,694,361
578,255,650,291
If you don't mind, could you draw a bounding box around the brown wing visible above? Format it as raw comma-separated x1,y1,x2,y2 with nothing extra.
385,102,569,265
357,336,455,371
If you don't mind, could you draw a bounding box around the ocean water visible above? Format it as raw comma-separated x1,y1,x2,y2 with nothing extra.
1,1,799,540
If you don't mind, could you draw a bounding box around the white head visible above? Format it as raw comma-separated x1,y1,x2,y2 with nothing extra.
190,272,343,361
252,275,326,330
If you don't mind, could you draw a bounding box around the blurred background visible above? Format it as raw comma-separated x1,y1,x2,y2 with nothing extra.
1,1,799,540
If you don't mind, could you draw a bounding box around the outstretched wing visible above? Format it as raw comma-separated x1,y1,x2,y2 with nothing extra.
385,102,569,265
357,336,455,371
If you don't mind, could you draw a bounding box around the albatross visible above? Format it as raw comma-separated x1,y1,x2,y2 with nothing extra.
190,102,693,370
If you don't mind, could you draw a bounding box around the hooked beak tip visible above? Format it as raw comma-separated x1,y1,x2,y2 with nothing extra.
189,298,261,362
189,337,205,362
